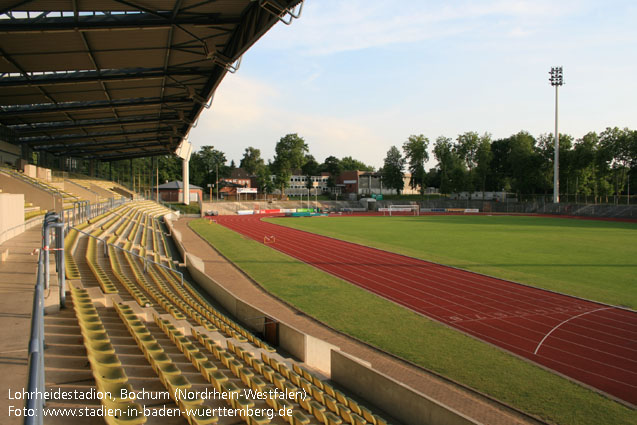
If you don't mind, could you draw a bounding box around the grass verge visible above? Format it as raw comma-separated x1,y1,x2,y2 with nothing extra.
189,218,636,425
167,201,200,215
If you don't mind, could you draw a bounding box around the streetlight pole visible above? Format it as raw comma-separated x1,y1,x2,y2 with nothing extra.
549,66,564,204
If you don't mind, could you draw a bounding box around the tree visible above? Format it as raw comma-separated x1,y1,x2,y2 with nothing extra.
402,134,429,197
190,146,228,191
272,133,308,194
255,163,274,195
572,132,599,198
340,156,374,171
600,127,633,199
474,135,492,195
487,138,512,192
433,136,466,194
456,132,481,191
506,131,543,195
321,155,342,190
240,147,265,175
382,146,405,195
156,155,181,184
301,155,320,190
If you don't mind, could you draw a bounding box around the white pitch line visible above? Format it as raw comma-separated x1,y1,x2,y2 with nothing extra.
533,307,614,355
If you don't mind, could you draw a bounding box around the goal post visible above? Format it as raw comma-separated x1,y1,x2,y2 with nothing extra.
380,204,420,216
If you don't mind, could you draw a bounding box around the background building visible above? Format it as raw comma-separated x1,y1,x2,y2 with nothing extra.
154,181,202,203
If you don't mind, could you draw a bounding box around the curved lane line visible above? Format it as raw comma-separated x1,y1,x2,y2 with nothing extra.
534,307,614,355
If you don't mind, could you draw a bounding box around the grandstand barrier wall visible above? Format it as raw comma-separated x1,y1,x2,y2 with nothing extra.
0,193,24,244
181,245,341,376
171,226,186,259
201,200,362,216
185,252,266,334
278,322,306,361
331,350,480,425
64,180,101,203
306,333,339,376
0,172,63,212
89,183,116,199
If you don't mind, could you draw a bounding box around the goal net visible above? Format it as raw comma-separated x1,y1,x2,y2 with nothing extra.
380,204,420,216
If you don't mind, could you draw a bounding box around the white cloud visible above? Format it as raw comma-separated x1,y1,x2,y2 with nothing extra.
261,0,591,55
188,74,389,167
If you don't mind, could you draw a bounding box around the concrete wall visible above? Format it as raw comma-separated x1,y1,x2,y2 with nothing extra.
24,164,37,178
279,323,306,362
184,252,265,334
89,184,116,200
331,351,480,425
65,180,100,203
306,334,339,377
112,186,134,199
201,200,363,216
0,172,62,212
0,193,25,244
166,219,185,259
36,167,51,182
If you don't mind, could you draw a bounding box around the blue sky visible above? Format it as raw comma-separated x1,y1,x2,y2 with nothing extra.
188,0,637,170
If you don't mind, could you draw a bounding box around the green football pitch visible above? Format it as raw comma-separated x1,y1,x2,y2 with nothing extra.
265,214,637,309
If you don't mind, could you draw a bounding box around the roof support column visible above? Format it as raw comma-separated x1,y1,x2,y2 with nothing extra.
175,140,192,205
130,158,133,194
182,157,190,205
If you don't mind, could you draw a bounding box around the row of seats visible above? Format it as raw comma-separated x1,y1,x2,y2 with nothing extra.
155,315,281,425
121,243,188,322
86,228,119,294
114,303,219,425
108,242,153,308
65,207,124,280
70,284,147,425
150,255,276,354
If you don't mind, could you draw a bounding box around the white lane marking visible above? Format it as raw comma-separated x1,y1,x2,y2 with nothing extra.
534,307,613,355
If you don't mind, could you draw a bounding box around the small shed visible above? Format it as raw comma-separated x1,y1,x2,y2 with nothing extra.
153,181,202,203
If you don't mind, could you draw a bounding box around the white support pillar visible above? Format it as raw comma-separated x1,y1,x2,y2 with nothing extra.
175,139,193,205
182,158,190,205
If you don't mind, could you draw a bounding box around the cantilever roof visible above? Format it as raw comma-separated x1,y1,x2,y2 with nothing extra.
0,0,302,161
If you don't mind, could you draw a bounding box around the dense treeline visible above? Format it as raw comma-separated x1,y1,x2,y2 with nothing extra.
93,126,635,200
383,127,636,199
95,135,375,197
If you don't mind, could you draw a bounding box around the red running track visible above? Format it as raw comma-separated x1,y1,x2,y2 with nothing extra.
216,214,637,405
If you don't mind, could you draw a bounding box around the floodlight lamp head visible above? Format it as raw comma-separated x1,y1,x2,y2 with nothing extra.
549,66,564,86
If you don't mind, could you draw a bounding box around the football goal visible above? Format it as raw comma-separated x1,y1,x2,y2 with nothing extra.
380,204,420,216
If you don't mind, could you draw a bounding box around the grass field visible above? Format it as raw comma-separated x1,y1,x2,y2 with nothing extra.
190,217,636,425
266,215,637,309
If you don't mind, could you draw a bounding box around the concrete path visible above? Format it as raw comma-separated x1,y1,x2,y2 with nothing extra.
173,218,544,425
0,226,42,425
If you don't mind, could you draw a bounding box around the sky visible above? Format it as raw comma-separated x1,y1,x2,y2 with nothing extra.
188,0,637,170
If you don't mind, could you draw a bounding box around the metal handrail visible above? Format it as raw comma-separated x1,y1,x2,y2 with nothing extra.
24,213,65,425
24,250,45,425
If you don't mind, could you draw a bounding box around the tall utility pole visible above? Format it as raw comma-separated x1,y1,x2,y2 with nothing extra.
549,66,564,203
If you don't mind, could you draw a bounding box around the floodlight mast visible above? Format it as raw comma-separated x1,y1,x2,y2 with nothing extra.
549,66,564,203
